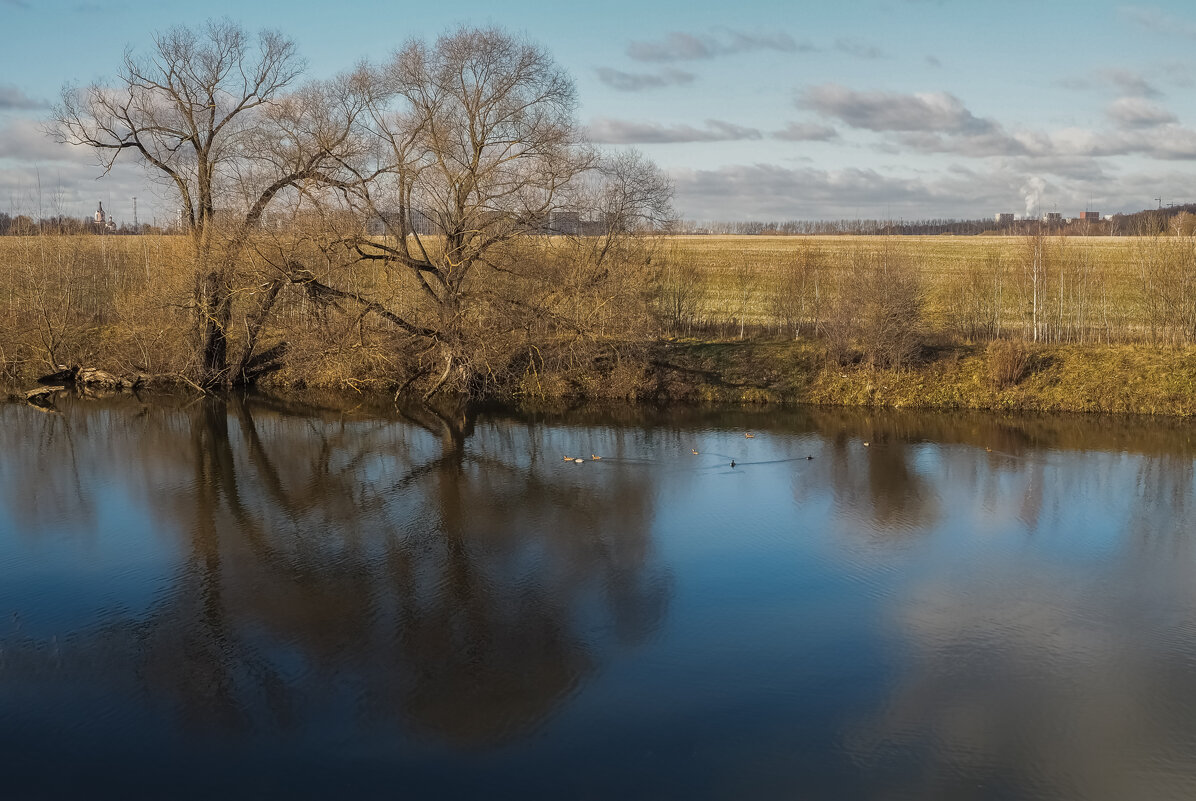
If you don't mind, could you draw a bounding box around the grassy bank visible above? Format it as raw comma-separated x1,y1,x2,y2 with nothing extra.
11,338,1196,418
645,339,1196,416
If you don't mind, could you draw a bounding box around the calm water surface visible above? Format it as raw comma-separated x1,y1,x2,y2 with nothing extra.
2,394,1196,799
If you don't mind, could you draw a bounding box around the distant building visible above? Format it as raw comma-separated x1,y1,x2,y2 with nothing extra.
1079,211,1101,221
548,211,580,236
92,202,115,231
366,208,438,236
994,213,1014,225
1042,212,1062,223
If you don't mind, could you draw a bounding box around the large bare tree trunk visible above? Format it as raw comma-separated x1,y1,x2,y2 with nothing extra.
196,269,232,388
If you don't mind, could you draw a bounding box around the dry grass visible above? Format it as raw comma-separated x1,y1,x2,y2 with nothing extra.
0,232,1193,393
986,339,1033,389
0,232,658,391
652,338,1196,416
0,235,194,379
658,234,1150,339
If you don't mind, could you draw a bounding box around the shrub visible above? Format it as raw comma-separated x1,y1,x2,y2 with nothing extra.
825,245,923,369
987,339,1032,389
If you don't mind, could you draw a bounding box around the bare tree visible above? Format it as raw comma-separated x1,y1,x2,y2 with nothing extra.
1018,230,1049,343
655,244,703,336
825,243,923,369
944,248,1006,342
770,242,824,339
732,250,760,340
320,27,671,398
52,20,365,387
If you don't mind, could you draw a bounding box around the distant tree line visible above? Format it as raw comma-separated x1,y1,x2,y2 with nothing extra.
7,204,1196,240
676,204,1196,237
676,218,995,236
0,213,164,236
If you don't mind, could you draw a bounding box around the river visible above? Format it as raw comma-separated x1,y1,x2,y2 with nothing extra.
2,394,1195,799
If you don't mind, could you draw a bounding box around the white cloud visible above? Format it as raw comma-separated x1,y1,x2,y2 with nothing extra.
668,160,1196,221
800,84,998,135
1058,68,1162,98
587,117,762,144
671,163,998,220
0,118,77,162
772,122,839,142
626,30,809,62
594,68,695,92
797,82,1196,164
0,83,46,110
0,117,158,220
1106,97,1178,128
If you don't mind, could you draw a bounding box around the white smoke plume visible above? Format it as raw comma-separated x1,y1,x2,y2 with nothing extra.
1021,176,1046,218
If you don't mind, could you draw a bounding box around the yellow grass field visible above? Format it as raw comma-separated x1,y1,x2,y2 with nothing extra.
659,234,1152,334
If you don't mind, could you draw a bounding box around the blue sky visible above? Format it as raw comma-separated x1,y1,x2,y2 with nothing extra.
3,0,1196,222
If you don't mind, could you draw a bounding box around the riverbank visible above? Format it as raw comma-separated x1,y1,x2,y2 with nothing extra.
7,234,1196,416
642,339,1196,416
11,338,1196,418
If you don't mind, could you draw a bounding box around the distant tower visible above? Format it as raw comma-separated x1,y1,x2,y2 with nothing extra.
132,197,138,229
94,201,105,225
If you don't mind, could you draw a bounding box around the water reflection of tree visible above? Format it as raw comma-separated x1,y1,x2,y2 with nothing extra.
766,406,1196,546
0,395,671,747
798,412,1196,798
806,422,941,535
0,403,97,537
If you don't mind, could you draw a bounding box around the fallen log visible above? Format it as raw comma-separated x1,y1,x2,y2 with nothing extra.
25,385,66,411
77,367,125,388
26,365,219,405
26,385,66,400
35,365,146,391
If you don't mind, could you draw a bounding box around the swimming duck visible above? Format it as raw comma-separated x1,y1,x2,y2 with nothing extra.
692,448,699,455
591,454,601,460
745,433,755,439
730,460,736,467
